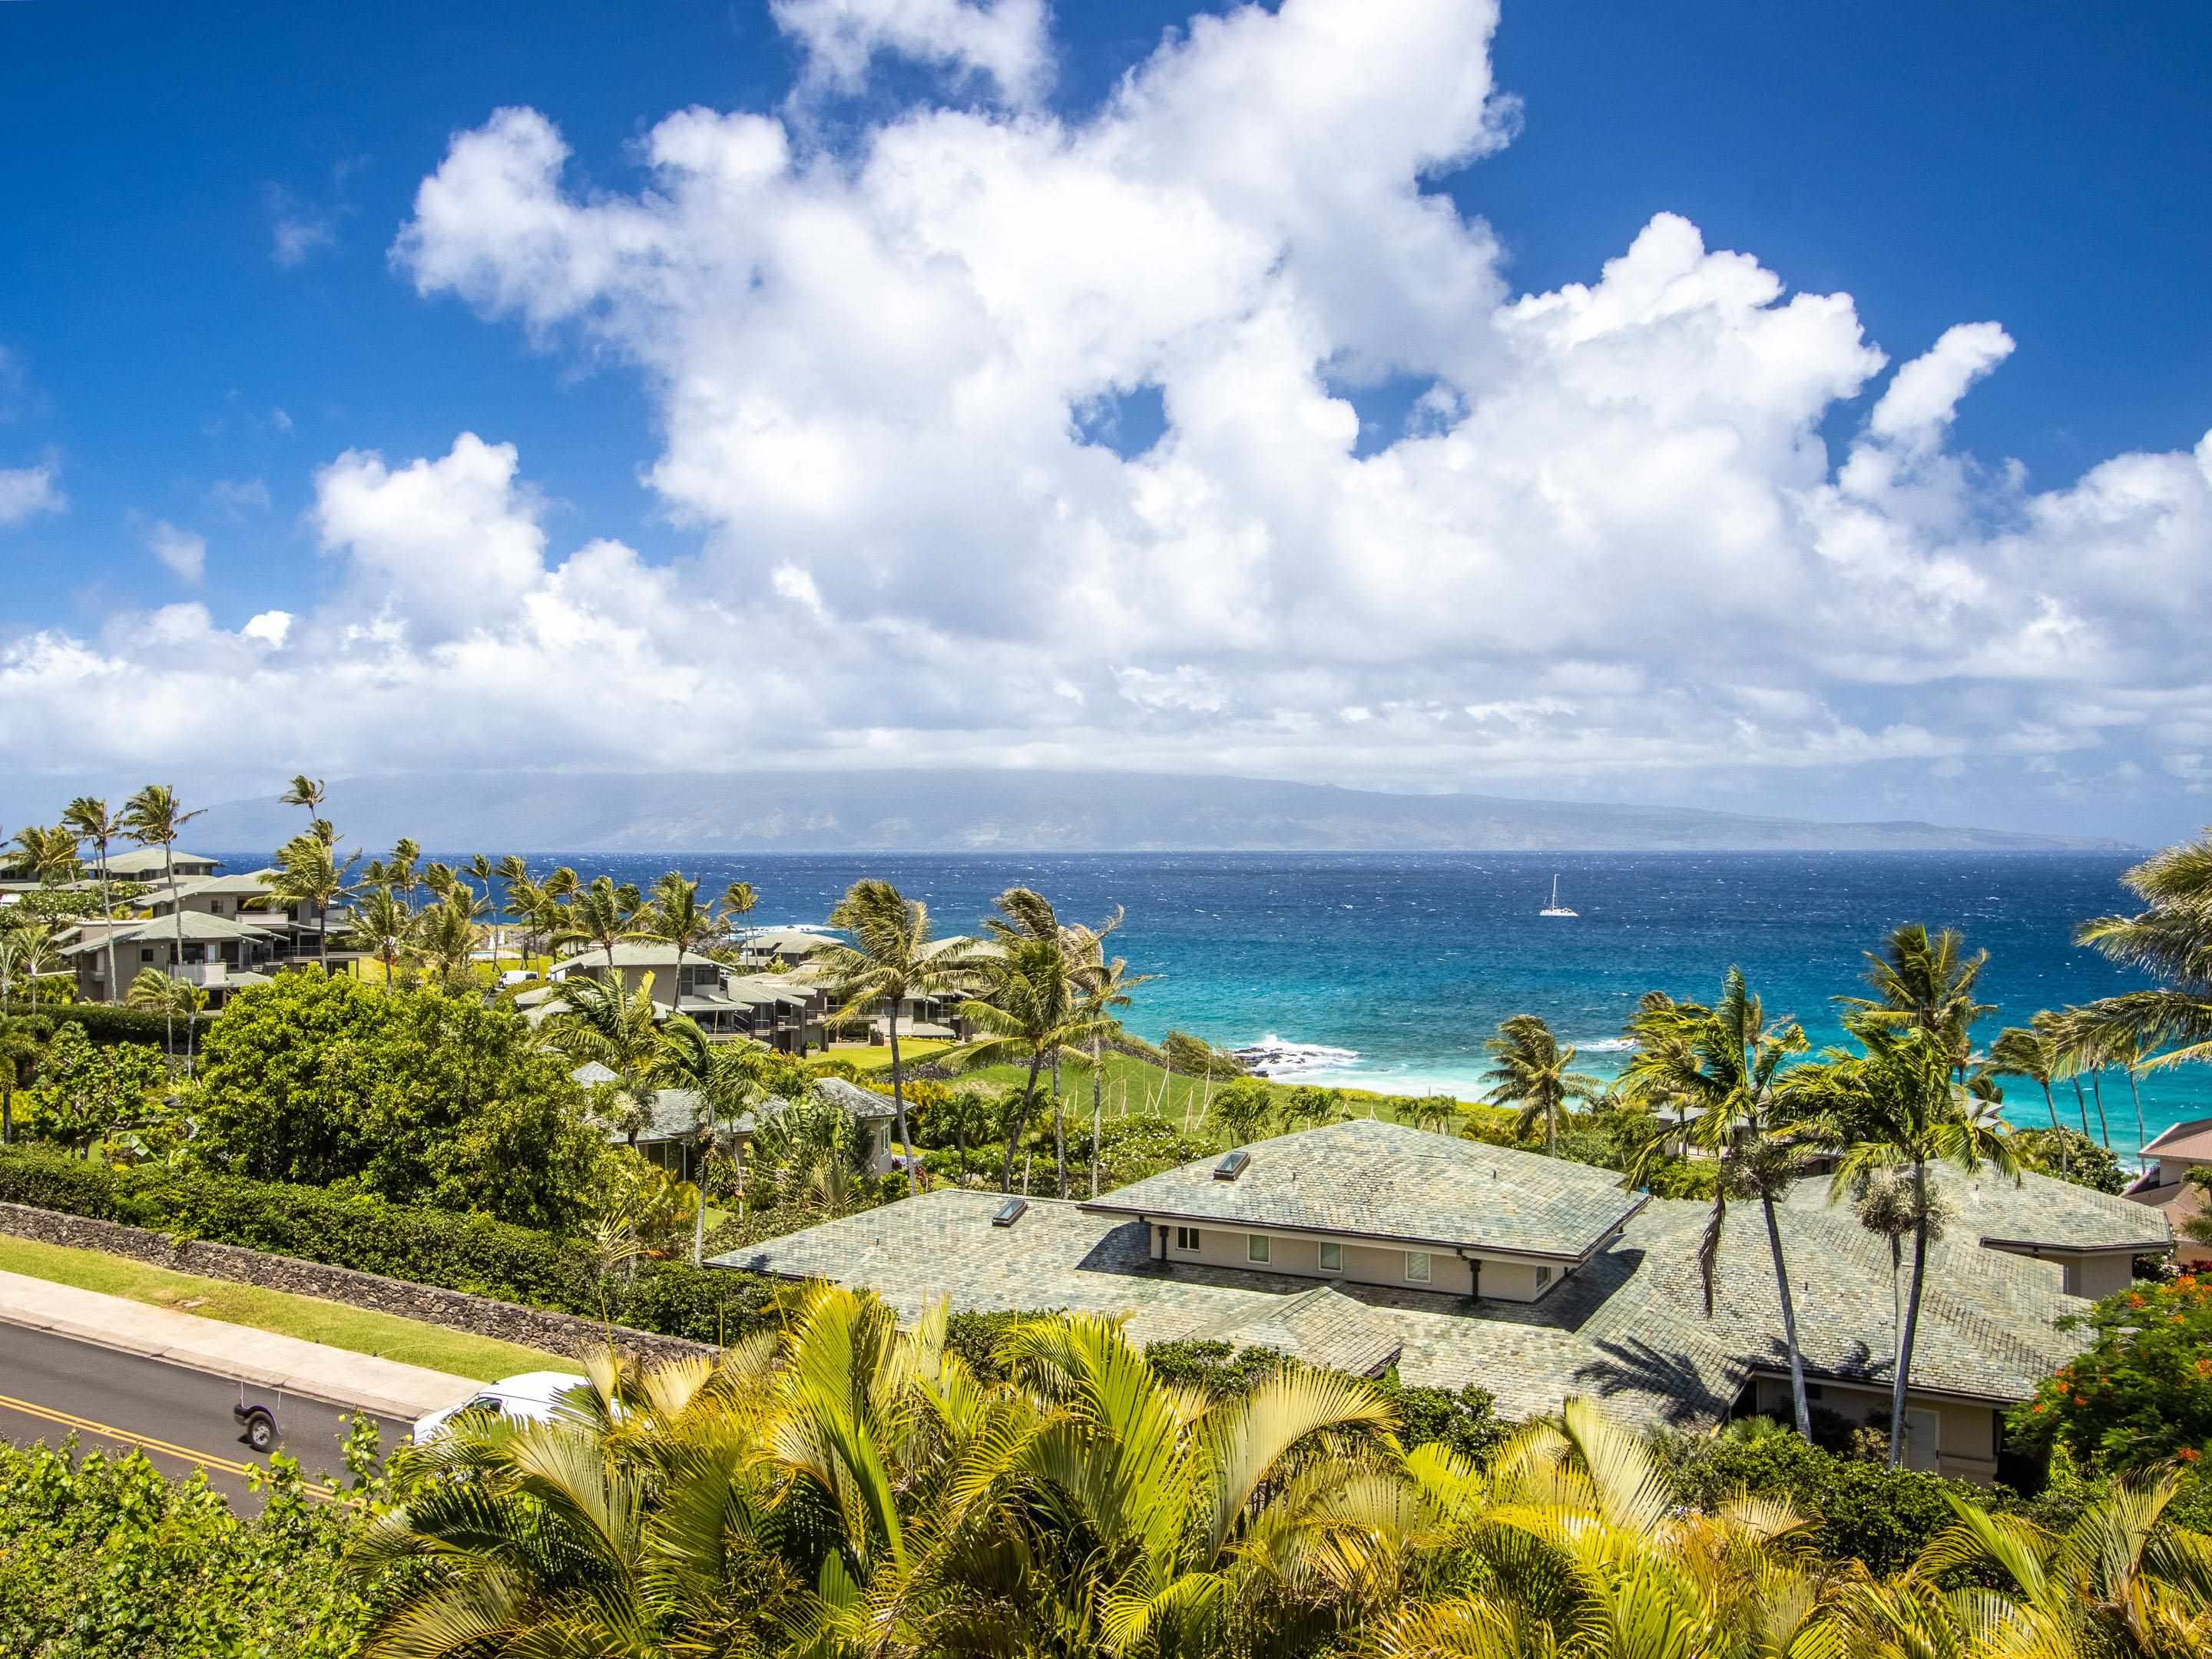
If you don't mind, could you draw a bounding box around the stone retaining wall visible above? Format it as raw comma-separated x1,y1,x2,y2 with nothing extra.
0,1200,716,1368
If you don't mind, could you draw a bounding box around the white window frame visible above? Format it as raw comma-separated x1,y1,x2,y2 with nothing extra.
1403,1250,1432,1284
1247,1233,1271,1265
1174,1226,1200,1253
1535,1264,1553,1288
1318,1240,1343,1273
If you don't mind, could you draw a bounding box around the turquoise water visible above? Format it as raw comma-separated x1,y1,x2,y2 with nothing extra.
221,849,2204,1157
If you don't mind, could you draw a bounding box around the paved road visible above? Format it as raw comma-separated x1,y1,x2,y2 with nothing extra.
0,1323,411,1507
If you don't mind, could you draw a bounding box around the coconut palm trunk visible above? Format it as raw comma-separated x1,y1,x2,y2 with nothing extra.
2125,1064,2147,1159
1890,1160,1932,1469
1001,1053,1046,1194
2039,1078,2068,1174
886,1015,914,1194
1091,1031,1104,1198
1053,1059,1067,1199
2089,1068,2111,1147
165,843,184,1065
94,843,116,1004
2071,1075,2093,1140
1758,1194,1813,1441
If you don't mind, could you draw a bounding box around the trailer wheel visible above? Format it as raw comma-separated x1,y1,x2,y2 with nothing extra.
239,1406,279,1454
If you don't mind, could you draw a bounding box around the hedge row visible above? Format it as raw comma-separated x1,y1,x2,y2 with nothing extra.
2,1001,190,1051
0,1147,777,1344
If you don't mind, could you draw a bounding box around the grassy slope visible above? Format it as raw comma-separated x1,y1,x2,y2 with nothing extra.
943,1048,1512,1137
830,1038,956,1073
0,1235,578,1382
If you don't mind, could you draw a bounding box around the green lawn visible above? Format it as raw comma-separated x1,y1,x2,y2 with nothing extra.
0,1235,578,1383
830,1039,957,1073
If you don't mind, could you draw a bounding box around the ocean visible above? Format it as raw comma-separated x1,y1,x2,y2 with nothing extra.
220,849,2206,1157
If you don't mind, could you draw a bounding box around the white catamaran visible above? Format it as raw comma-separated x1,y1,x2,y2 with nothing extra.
1540,875,1578,917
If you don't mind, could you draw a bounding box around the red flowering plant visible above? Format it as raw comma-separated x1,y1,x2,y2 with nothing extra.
2008,1273,2212,1471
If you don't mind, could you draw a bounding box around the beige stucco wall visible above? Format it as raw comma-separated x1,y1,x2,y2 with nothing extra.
2063,1252,2137,1300
1153,1222,1561,1301
1750,1374,2001,1483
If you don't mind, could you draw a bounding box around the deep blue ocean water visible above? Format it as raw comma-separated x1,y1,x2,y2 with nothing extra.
215,849,2206,1157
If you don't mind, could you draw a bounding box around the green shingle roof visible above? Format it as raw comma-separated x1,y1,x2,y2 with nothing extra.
1084,1118,1646,1261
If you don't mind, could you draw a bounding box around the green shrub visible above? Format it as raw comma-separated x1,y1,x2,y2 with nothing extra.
0,1145,775,1345
3,1001,182,1051
0,1440,369,1657
2008,1127,2131,1194
1141,1339,1508,1462
1655,1424,1983,1573
2007,1272,2212,1472
187,972,608,1230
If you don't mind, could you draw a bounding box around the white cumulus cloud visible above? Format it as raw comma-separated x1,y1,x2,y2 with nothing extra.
0,0,2205,834
0,465,62,527
144,520,207,584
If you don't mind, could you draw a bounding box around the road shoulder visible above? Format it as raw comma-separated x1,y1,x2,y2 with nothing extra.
0,1267,481,1420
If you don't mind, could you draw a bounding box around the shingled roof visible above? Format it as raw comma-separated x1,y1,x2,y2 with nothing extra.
1084,1117,1646,1262
1780,1164,2172,1255
717,1171,2108,1432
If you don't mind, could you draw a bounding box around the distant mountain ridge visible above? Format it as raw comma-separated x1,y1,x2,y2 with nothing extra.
187,770,2131,855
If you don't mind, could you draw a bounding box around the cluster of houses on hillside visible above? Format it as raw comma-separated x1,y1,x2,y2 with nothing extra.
22,849,2212,1478
26,852,977,1051
31,849,366,1005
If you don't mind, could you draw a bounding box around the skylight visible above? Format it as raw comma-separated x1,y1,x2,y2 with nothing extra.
1214,1151,1251,1181
992,1197,1028,1227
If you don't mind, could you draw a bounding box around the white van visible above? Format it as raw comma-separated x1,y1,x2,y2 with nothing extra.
410,1371,593,1443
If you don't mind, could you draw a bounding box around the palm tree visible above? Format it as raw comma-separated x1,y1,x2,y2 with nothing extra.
1782,1011,2020,1468
464,853,495,923
260,831,359,972
812,879,975,1197
404,892,483,988
493,853,530,958
60,796,123,1005
380,836,422,903
9,823,81,887
2052,1005,2117,1149
1982,1020,2071,1174
278,773,325,830
638,870,720,1018
121,785,204,1068
1839,921,1993,1080
343,885,414,985
1075,951,1151,1197
652,1018,772,1260
1480,1012,1601,1154
1620,969,1820,1440
983,889,1144,1198
541,972,665,1112
963,934,1119,1194
556,875,643,974
1846,1469,2212,1657
126,965,204,1031
720,879,758,949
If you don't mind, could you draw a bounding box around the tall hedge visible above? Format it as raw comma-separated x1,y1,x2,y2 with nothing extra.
0,1147,776,1344
2,1002,184,1051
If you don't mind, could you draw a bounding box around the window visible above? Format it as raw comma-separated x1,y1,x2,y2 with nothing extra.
1318,1240,1343,1272
1535,1265,1552,1288
1247,1234,1271,1265
1403,1250,1432,1284
1174,1226,1200,1253
140,947,154,962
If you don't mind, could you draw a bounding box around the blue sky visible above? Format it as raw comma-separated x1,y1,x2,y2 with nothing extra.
2,0,2208,839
